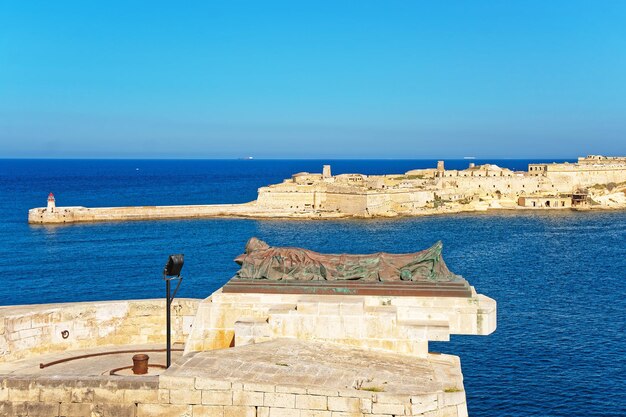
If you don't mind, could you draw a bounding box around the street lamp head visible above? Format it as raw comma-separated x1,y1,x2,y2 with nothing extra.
164,254,184,277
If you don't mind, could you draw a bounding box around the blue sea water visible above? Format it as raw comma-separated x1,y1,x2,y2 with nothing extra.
0,159,625,417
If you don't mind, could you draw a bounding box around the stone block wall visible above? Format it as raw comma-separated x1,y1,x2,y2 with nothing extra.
184,290,496,356
0,298,200,362
1,374,468,417
155,376,469,417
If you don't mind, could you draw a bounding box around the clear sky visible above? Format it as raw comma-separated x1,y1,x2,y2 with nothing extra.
1,1,625,159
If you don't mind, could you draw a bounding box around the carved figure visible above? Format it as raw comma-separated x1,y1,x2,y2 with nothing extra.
234,238,461,283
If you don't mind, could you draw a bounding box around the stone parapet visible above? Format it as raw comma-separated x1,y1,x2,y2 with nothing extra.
1,376,467,417
0,298,200,362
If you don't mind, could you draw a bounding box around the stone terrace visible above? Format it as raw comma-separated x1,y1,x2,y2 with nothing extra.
0,338,468,416
158,338,468,416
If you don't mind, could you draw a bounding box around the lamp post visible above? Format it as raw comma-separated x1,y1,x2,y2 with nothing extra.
163,254,184,368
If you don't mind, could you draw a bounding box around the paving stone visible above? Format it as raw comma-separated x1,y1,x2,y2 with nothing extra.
162,339,449,396
195,378,231,391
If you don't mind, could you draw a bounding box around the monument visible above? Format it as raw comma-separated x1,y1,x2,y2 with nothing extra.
1,239,496,417
224,237,473,297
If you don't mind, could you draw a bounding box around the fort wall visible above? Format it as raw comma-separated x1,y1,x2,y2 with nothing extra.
1,367,470,417
0,290,492,417
0,299,199,363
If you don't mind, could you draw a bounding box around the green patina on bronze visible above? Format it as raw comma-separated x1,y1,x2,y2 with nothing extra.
234,237,462,283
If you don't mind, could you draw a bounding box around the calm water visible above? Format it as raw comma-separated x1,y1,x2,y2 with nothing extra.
1,159,625,417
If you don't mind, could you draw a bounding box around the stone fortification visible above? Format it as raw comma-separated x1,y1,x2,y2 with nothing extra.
256,155,626,216
1,291,493,417
29,155,626,224
0,239,496,417
0,299,199,363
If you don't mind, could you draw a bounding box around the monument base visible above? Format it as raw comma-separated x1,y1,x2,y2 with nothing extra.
184,287,496,357
223,278,473,297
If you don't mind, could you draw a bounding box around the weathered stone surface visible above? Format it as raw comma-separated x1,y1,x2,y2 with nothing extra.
232,390,264,406
90,403,136,417
192,405,224,417
224,405,256,417
296,394,327,410
201,390,232,406
0,299,200,364
136,403,192,417
263,392,295,408
170,389,201,405
328,396,360,413
60,402,92,416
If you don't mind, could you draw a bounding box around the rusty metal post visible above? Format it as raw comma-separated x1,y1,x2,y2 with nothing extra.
132,354,149,375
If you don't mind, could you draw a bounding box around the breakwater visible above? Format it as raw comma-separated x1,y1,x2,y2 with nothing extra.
28,202,275,224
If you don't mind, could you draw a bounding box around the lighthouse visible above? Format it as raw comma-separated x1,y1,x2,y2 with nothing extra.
47,193,56,212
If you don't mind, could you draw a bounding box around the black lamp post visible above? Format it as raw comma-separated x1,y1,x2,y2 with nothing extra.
163,254,184,368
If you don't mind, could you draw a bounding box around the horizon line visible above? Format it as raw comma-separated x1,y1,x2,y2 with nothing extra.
0,156,586,161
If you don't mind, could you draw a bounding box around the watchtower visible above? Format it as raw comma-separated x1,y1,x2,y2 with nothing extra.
436,160,445,177
322,165,332,179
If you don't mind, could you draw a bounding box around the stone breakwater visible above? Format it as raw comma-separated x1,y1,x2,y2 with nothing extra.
27,202,299,224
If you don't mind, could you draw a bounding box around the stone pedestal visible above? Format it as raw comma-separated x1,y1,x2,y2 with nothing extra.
184,287,496,356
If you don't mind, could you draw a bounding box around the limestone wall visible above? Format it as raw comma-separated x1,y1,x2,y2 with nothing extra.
257,187,318,210
184,289,496,357
1,370,468,417
441,175,566,196
0,299,200,362
545,168,626,188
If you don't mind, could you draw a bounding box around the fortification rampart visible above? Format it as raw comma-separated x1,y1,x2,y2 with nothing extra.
0,299,199,363
1,286,494,416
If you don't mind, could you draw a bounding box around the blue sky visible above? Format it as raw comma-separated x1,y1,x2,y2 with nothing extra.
1,1,625,158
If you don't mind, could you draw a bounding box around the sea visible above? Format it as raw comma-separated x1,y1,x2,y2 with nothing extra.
0,159,625,417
